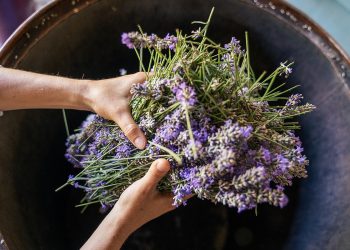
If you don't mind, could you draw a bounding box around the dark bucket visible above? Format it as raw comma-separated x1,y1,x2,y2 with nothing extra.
1,0,349,249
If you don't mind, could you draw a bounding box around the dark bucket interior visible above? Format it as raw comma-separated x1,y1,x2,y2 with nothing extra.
0,0,350,249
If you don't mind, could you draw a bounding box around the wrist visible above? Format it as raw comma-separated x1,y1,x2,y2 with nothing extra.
81,207,132,250
71,79,93,111
109,206,134,241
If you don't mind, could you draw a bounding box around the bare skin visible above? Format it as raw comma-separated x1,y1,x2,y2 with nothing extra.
0,67,182,249
81,159,175,250
0,67,147,149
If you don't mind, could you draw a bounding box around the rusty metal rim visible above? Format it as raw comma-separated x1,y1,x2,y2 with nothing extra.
0,1,349,248
0,0,100,67
260,0,350,63
0,0,349,68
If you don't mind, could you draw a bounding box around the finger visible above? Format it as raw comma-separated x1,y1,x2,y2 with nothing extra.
132,72,148,82
143,159,170,188
113,107,146,149
146,71,154,78
123,72,147,88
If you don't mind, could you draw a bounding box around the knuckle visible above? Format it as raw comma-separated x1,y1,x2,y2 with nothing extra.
123,124,139,138
151,168,165,181
134,72,146,82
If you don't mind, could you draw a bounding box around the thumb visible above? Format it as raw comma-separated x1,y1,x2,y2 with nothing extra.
121,72,148,89
143,159,171,188
113,106,147,149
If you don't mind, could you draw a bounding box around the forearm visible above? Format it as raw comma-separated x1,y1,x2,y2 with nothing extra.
81,207,131,250
0,67,91,111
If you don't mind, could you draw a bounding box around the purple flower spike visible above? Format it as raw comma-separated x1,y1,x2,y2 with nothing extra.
65,25,314,213
121,32,134,49
286,94,303,107
172,82,197,107
224,37,242,54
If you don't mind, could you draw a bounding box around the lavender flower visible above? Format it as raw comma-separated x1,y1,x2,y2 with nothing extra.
131,81,148,96
191,28,201,39
164,33,178,51
172,82,197,107
119,68,127,76
63,16,315,214
224,37,242,54
286,94,303,107
121,32,139,49
121,31,178,50
279,62,293,77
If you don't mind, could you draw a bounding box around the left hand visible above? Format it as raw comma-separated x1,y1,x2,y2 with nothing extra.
0,66,148,149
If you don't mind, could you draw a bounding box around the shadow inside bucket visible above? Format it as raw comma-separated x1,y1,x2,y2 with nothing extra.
0,0,349,250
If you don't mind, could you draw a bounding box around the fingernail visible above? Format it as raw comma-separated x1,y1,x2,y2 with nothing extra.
134,137,145,149
156,160,170,172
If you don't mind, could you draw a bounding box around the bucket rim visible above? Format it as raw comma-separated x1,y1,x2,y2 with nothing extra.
0,0,349,70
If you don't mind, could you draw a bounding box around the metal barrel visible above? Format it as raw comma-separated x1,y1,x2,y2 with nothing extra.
0,0,349,249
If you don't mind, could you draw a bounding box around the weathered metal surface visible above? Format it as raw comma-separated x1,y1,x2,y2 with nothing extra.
0,0,349,249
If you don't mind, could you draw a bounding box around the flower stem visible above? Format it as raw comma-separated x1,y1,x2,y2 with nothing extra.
148,141,182,165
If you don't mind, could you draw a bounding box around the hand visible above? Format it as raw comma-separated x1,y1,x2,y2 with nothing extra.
84,72,148,149
0,67,147,149
81,159,176,250
112,159,175,233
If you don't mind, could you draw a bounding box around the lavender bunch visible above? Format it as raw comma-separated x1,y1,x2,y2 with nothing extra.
59,9,315,213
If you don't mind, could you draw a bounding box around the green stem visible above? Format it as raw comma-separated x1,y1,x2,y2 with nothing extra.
62,109,70,137
184,105,198,159
148,141,182,165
